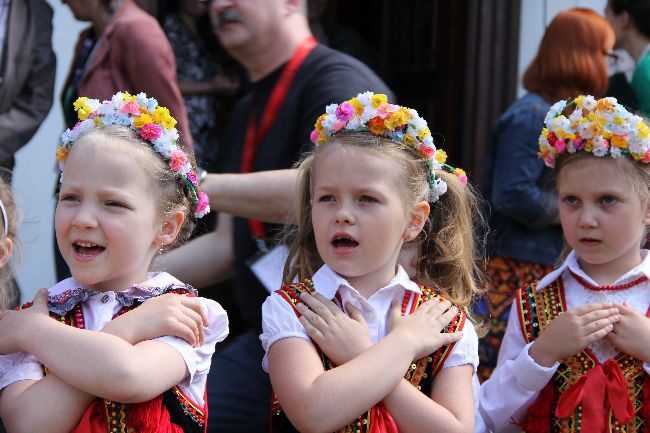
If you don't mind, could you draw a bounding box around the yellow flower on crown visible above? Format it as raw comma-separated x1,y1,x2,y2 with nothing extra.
73,97,89,112
371,94,387,108
385,110,408,131
435,149,447,164
348,97,364,115
56,146,69,163
133,113,153,128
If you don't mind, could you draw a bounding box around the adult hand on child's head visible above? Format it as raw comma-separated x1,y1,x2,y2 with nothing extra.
296,292,372,365
101,293,207,347
529,302,619,367
387,297,461,361
605,301,650,363
0,288,49,354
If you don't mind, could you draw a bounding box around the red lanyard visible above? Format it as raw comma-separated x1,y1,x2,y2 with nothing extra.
240,36,317,244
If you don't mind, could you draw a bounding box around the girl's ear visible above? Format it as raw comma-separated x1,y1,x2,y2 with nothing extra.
158,210,185,247
0,237,13,269
403,201,430,241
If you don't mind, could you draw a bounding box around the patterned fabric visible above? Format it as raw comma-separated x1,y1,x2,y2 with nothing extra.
163,14,220,171
515,281,649,433
47,283,198,316
475,256,553,382
270,279,466,433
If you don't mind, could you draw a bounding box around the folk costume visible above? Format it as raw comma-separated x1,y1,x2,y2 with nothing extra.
0,272,229,433
478,250,650,433
261,264,479,433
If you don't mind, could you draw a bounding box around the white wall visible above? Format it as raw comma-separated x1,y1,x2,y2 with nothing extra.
517,0,608,97
14,1,84,301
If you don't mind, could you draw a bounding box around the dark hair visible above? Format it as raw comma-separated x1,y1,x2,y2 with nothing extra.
609,0,650,38
523,8,614,101
282,133,486,311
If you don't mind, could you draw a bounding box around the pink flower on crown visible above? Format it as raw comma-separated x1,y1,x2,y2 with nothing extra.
170,150,187,171
121,101,141,116
310,129,320,144
553,140,567,154
573,138,586,151
455,168,468,186
196,192,210,217
377,103,398,119
187,170,198,186
335,102,355,122
333,119,346,133
140,123,162,141
419,143,435,159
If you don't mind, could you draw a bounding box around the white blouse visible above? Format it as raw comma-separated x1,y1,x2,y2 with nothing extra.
477,250,650,433
0,272,229,407
260,264,479,374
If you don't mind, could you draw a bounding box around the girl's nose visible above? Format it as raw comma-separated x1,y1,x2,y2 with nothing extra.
578,207,598,228
72,205,98,229
335,205,354,225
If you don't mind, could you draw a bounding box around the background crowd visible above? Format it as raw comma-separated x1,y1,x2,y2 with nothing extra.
0,0,649,432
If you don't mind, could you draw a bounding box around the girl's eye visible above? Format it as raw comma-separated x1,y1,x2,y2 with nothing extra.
600,196,617,206
106,201,128,208
563,195,579,205
59,194,79,202
318,194,334,202
359,195,378,203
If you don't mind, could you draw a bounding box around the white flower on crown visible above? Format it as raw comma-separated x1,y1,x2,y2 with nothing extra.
360,107,378,122
321,114,337,130
610,146,622,158
569,109,583,124
356,91,373,106
581,96,597,111
346,117,364,130
325,104,338,116
546,100,567,125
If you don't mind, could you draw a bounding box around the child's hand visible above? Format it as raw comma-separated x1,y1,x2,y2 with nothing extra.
101,294,207,347
387,297,462,360
296,292,372,365
529,302,619,367
0,288,50,354
605,301,650,363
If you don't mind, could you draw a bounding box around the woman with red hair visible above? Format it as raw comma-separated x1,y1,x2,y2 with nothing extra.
477,8,614,383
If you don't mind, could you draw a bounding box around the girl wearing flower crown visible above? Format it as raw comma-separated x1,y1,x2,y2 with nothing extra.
478,96,650,433
260,92,484,432
0,91,228,433
0,176,18,311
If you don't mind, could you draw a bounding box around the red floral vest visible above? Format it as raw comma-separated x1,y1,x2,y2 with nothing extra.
515,279,650,433
270,279,466,433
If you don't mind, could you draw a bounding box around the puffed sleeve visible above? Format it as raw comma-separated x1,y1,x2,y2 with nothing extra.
156,298,228,385
260,292,311,372
442,320,479,372
477,301,558,433
0,352,44,390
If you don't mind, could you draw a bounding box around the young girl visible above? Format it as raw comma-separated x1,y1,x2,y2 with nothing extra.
260,92,484,432
478,95,650,433
0,177,17,311
0,91,228,433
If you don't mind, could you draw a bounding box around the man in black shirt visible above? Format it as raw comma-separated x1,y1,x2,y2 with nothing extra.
161,1,393,431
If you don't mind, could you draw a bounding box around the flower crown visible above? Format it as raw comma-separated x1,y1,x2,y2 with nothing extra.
57,91,210,218
310,91,467,202
538,95,650,168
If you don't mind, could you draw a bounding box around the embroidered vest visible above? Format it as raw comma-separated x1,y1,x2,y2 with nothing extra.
270,279,466,433
515,279,650,433
21,288,206,433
